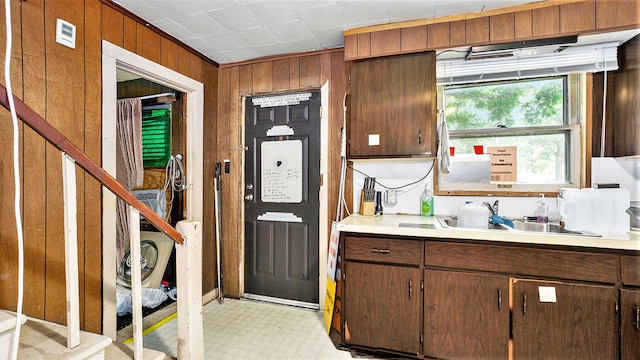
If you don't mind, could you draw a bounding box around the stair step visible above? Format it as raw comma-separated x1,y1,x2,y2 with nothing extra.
0,310,26,333
105,343,170,360
16,316,112,360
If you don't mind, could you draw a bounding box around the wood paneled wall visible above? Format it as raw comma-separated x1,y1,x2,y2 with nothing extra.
216,50,346,298
0,0,218,333
344,0,640,60
591,35,640,158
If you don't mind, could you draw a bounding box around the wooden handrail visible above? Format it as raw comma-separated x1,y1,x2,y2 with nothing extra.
0,85,184,245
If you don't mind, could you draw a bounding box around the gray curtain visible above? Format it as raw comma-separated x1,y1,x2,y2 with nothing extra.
116,98,144,264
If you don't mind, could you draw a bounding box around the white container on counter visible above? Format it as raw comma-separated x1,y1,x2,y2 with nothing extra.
458,202,490,228
559,188,630,233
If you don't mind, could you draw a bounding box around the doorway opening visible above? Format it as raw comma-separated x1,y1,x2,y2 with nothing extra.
101,41,204,340
114,74,185,331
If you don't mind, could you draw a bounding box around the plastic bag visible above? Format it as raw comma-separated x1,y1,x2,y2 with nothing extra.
141,288,168,308
116,287,168,316
116,290,132,316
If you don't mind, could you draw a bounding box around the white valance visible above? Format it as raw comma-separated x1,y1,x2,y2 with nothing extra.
437,42,619,85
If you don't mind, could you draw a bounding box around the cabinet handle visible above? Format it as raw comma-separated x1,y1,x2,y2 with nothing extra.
409,280,413,299
417,129,422,144
522,293,527,316
371,248,390,254
634,306,640,331
497,289,502,310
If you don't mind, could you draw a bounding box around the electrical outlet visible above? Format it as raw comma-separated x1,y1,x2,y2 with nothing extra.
384,190,398,206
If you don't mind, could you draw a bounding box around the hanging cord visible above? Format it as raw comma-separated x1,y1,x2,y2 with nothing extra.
348,160,435,191
335,93,348,223
5,0,24,358
600,54,608,158
163,154,186,221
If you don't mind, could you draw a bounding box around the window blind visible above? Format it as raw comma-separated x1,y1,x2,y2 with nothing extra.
437,42,619,85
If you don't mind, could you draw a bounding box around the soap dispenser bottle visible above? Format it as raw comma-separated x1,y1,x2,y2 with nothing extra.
420,182,434,216
536,194,549,223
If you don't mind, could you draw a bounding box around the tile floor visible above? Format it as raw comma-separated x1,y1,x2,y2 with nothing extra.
142,298,354,359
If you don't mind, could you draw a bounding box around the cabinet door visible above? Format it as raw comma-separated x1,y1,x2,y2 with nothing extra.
348,52,436,158
621,289,640,360
344,262,421,354
423,269,510,359
512,279,617,360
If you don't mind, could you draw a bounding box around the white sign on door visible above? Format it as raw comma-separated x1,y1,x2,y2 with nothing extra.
261,140,302,203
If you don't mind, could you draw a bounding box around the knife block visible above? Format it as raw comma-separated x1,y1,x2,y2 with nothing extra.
359,190,375,216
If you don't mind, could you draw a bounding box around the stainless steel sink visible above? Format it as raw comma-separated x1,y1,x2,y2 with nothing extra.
435,215,600,237
435,215,509,231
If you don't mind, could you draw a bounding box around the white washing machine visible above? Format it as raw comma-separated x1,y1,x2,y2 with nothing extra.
117,231,175,289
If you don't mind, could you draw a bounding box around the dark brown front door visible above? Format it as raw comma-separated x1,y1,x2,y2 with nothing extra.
244,91,320,305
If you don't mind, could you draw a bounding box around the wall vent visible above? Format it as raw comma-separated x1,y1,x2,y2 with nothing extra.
56,19,76,49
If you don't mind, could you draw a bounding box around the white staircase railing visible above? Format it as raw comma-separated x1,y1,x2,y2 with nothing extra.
2,85,204,359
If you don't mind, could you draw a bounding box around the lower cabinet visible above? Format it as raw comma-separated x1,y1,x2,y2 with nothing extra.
341,234,634,358
343,261,421,354
621,289,640,360
511,279,618,360
423,270,510,360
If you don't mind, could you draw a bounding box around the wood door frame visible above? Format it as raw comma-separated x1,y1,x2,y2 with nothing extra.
101,40,204,340
240,82,330,309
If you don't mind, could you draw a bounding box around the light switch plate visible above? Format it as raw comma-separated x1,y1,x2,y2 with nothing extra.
368,134,380,146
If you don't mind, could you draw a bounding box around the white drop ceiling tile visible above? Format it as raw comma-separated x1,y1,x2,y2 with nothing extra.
277,37,323,52
286,0,340,10
234,27,279,47
311,26,347,47
203,51,234,64
201,32,247,52
114,0,167,23
483,0,535,11
242,2,301,26
434,0,485,16
254,37,321,57
388,1,436,22
174,12,226,37
151,19,195,40
220,48,265,62
205,5,261,32
181,37,221,54
144,0,203,19
296,3,347,30
266,20,314,43
339,0,390,25
187,0,238,12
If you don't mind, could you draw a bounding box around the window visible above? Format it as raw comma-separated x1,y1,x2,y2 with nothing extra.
438,75,582,194
141,106,172,168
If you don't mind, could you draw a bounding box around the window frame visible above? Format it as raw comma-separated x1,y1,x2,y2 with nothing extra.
437,74,584,196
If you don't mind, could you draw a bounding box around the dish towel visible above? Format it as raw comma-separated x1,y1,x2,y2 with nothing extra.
490,215,515,228
437,114,451,174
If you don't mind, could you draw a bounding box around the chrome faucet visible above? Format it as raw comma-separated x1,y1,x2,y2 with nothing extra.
483,200,499,216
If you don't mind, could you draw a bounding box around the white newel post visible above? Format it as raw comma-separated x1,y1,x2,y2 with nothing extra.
175,220,204,360
62,153,80,349
128,207,144,360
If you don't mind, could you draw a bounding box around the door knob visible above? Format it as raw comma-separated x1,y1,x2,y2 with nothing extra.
244,194,254,201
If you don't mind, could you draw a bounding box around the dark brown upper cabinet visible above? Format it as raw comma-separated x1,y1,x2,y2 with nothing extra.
348,52,437,158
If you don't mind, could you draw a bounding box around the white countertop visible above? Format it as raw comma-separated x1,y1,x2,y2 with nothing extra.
337,214,640,252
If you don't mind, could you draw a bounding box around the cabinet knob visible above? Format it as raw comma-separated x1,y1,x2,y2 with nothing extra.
371,248,390,254
497,289,502,310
